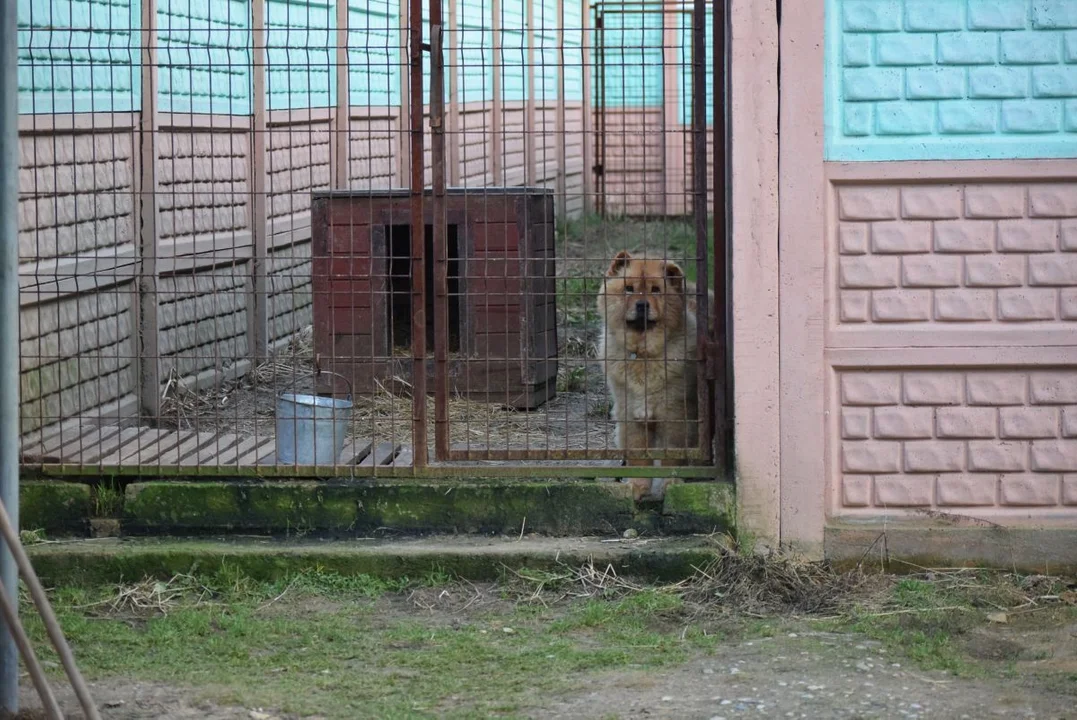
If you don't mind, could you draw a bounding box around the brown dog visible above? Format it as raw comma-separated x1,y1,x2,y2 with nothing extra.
597,250,702,501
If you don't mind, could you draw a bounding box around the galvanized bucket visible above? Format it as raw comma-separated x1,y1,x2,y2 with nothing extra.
275,370,353,465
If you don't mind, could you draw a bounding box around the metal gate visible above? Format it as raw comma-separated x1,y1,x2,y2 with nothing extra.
16,0,728,480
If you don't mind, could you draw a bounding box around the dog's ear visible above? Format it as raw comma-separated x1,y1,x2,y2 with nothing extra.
606,250,632,277
665,261,685,291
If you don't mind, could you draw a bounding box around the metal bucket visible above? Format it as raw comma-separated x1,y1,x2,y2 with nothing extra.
275,371,353,465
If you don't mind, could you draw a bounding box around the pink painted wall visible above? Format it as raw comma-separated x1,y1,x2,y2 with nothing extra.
772,0,1077,558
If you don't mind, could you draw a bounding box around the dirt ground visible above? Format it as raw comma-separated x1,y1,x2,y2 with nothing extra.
16,623,1076,720
11,590,1076,720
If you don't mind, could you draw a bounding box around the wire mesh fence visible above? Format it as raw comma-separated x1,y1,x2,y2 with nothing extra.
16,0,726,483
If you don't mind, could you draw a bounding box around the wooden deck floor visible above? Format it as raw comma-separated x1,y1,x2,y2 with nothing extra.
20,420,411,468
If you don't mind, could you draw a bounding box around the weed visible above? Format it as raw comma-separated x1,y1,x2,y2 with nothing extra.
557,365,589,393
19,528,46,545
90,481,123,518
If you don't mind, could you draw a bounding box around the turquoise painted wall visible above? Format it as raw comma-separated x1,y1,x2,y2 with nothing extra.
457,0,492,104
157,0,252,114
266,0,334,109
347,0,398,107
17,0,589,113
592,10,664,108
826,0,1077,160
563,0,583,102
678,8,714,126
17,0,141,114
500,0,527,101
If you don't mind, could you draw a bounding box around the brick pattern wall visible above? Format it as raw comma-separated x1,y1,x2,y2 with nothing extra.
840,369,1077,510
267,242,313,345
158,265,250,379
19,288,136,434
836,181,1077,324
18,132,136,262
267,122,332,220
158,132,250,241
827,0,1077,160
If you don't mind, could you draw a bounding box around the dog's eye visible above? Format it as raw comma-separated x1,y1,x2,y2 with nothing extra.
650,285,660,293
625,284,634,293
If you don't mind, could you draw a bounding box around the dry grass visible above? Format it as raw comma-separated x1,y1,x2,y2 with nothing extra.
157,324,614,451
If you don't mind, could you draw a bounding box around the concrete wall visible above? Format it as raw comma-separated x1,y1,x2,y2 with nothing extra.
774,0,1077,564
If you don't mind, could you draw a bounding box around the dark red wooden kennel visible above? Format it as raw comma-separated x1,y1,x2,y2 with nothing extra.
310,188,558,409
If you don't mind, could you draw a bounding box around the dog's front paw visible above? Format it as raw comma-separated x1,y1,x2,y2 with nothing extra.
623,478,652,502
648,477,684,500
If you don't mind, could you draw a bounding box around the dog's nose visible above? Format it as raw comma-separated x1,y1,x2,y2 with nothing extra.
635,300,648,317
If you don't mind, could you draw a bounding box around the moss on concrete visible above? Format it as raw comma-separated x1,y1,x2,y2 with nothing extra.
354,483,636,536
25,537,718,586
20,481,90,534
124,482,359,534
122,481,638,536
660,482,735,534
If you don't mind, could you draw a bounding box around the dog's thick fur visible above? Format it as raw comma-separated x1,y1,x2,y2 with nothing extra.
597,250,705,501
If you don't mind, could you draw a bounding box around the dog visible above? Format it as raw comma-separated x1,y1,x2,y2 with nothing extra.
597,250,707,502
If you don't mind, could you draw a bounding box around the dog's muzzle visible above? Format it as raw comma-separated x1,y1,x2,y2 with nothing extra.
627,300,656,330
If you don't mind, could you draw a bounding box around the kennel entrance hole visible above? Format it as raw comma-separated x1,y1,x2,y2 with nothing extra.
387,224,461,354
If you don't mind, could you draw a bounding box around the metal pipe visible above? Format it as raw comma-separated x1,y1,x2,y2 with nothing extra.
409,0,428,467
0,502,101,720
0,0,22,705
691,0,711,466
429,0,450,461
0,577,63,720
713,0,732,471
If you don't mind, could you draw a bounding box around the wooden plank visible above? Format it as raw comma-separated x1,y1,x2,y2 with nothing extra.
180,434,242,467
22,420,102,461
95,428,162,466
359,441,401,467
338,437,374,465
214,434,265,466
116,428,180,464
389,445,414,468
235,437,277,466
156,431,218,466
130,430,193,466
256,443,279,466
80,427,144,464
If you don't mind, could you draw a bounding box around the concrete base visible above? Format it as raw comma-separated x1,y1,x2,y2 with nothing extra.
826,524,1077,575
25,536,720,585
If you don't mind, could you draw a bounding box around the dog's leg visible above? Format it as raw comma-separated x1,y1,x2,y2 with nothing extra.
622,420,653,502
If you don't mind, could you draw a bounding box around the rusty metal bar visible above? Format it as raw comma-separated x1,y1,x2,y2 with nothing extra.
29,463,721,480
430,0,450,461
409,0,428,467
446,448,708,462
713,0,731,473
691,0,712,465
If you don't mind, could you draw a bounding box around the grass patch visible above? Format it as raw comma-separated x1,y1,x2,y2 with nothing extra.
90,480,123,519
21,547,1077,718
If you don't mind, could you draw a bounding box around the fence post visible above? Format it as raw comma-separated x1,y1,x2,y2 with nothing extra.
136,0,162,420
580,0,591,215
334,0,350,188
446,0,461,185
524,0,536,187
249,0,269,359
491,0,502,183
554,0,566,220
397,0,411,186
0,0,20,706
